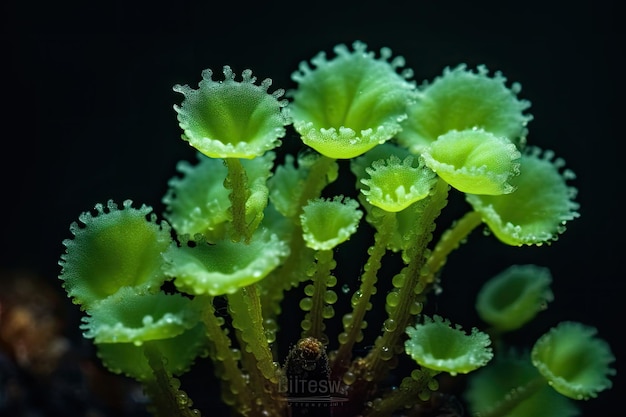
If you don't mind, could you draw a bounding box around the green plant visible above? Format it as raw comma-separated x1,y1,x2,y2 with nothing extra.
58,40,615,417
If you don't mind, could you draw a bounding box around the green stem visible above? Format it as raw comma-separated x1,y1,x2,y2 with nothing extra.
258,154,337,321
143,342,202,417
302,249,335,342
364,179,449,379
332,210,395,373
224,158,251,242
294,155,337,222
198,296,252,414
475,376,547,417
227,284,278,383
425,210,482,281
364,370,438,417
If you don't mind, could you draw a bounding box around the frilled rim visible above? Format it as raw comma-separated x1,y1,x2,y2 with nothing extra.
531,321,616,400
81,288,201,344
173,66,290,159
288,41,417,159
162,228,290,296
397,64,533,154
476,264,554,332
360,155,436,212
163,153,231,238
59,200,172,311
405,315,493,375
465,349,581,417
300,196,363,250
421,128,521,195
466,147,580,246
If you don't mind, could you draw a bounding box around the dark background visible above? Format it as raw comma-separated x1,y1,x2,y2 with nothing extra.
1,0,622,416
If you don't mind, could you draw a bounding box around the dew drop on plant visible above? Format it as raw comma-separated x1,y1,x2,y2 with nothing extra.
386,291,400,307
343,371,356,385
324,290,338,304
299,297,313,311
383,318,397,332
304,284,315,296
380,345,394,360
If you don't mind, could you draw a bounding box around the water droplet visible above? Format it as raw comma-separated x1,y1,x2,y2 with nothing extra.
304,284,315,296
410,301,423,315
380,345,394,360
341,284,350,294
386,290,399,307
299,297,313,311
427,379,439,391
343,371,356,385
177,391,189,406
392,274,405,288
418,390,431,401
142,315,154,326
383,318,397,332
351,290,363,307
324,290,338,304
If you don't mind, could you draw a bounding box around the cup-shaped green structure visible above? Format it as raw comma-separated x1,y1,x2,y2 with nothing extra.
300,196,363,250
466,147,580,246
59,200,172,311
360,155,437,212
465,349,580,417
81,287,202,344
162,229,290,296
421,128,520,195
476,264,554,332
174,66,290,159
350,141,437,252
397,64,532,154
80,288,206,381
405,315,493,375
163,153,231,240
289,41,417,159
531,321,615,400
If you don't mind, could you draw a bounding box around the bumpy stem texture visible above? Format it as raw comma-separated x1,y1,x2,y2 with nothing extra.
143,342,202,417
366,179,449,378
224,158,251,242
199,296,253,414
332,210,396,374
259,155,337,321
301,249,336,343
425,210,482,281
228,285,278,382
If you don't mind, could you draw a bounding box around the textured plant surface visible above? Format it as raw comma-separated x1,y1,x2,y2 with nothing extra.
58,41,614,417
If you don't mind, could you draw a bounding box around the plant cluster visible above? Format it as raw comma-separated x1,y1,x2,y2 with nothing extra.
58,41,615,417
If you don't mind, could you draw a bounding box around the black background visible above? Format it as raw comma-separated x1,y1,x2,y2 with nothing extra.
1,1,622,416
